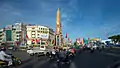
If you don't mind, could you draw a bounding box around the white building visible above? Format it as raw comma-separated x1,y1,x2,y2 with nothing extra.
4,23,27,46
26,25,54,46
0,28,5,45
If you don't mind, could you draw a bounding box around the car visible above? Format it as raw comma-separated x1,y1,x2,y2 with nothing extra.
27,48,34,56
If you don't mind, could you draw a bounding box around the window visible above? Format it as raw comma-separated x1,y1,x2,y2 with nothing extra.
41,46,44,48
41,28,42,30
37,42,40,44
38,31,40,33
32,34,35,35
16,35,19,37
38,34,39,36
32,31,35,32
16,31,20,34
32,42,35,44
16,39,19,41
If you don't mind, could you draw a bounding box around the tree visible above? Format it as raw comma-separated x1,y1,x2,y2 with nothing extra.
108,35,120,44
74,42,77,45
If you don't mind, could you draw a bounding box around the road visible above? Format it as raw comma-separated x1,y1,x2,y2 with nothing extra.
9,48,120,68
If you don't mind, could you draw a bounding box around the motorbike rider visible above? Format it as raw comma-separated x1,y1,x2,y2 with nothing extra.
0,47,12,66
56,48,69,62
70,48,76,56
50,47,56,58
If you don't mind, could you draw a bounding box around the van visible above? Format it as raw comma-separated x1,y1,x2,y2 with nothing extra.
40,45,46,50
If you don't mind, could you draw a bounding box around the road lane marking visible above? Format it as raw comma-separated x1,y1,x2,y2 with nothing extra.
109,50,120,53
103,52,120,57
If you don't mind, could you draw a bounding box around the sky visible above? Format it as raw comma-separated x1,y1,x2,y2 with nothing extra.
0,0,120,41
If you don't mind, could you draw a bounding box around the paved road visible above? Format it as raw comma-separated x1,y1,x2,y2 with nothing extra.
6,50,32,62
8,48,120,68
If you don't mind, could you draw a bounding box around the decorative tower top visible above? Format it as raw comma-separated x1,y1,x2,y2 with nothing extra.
56,8,61,35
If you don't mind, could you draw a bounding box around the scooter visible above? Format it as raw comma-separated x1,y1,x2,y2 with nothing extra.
56,57,71,68
11,55,22,66
90,48,94,53
0,60,8,68
0,54,22,68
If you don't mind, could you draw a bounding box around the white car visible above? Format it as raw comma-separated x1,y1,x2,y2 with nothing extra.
27,49,34,56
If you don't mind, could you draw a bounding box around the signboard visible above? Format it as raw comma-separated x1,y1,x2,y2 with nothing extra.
6,30,12,41
39,34,49,39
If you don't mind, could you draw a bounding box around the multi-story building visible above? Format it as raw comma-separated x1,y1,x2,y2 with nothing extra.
4,23,27,46
26,24,55,46
0,28,5,45
13,23,27,46
5,25,13,45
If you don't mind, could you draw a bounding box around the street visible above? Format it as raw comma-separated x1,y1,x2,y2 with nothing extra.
9,48,120,68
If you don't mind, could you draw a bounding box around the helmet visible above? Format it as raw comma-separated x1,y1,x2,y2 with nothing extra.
1,47,6,51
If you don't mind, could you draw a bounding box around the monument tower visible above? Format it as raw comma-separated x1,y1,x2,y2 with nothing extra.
55,8,63,46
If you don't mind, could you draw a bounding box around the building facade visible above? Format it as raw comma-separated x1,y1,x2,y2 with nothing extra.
4,23,27,46
0,28,5,45
13,23,27,46
26,25,54,46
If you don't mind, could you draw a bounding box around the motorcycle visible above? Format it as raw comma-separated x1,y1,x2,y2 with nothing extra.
90,48,94,53
48,52,56,61
0,54,22,68
0,60,8,68
56,57,71,68
68,52,75,60
11,55,22,66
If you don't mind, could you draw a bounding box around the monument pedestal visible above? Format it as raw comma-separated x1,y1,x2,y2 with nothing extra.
55,34,62,46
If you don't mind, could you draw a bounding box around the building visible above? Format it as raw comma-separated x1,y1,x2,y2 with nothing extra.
5,25,13,45
0,28,5,45
13,23,27,47
26,25,54,46
55,8,63,46
4,23,27,46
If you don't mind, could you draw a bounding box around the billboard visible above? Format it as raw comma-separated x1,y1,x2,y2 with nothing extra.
6,30,12,41
39,34,49,39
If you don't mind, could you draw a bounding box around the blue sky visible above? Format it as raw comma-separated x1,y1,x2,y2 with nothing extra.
0,0,120,41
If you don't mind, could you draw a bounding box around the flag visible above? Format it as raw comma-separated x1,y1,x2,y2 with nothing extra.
82,38,84,44
32,39,35,42
26,34,29,39
68,38,70,42
76,38,78,42
88,38,90,42
36,39,39,43
65,33,68,38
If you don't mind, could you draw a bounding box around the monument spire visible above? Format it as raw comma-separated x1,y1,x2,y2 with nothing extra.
55,7,63,46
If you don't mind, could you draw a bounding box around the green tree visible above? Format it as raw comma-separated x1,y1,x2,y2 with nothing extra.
74,42,77,45
108,35,120,44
